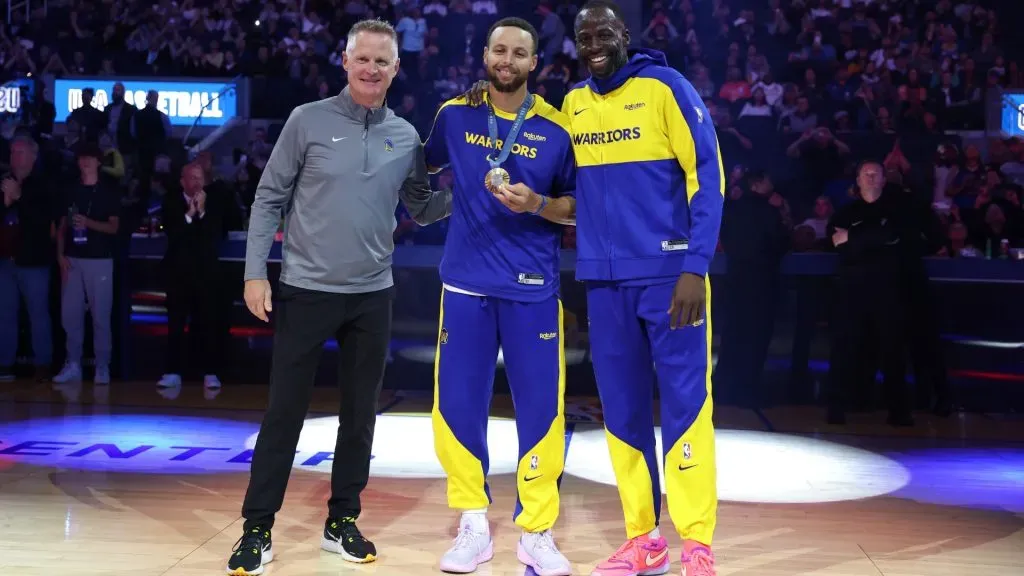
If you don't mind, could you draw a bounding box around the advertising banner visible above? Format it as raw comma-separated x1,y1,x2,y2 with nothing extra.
0,78,36,117
54,78,238,126
999,93,1024,137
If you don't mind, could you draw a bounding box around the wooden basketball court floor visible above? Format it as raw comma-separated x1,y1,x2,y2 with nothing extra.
1,381,1022,576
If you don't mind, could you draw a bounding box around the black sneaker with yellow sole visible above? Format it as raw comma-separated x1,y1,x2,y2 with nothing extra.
226,526,273,575
321,516,377,563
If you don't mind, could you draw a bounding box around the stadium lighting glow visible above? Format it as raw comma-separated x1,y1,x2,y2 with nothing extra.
245,414,523,478
564,427,911,504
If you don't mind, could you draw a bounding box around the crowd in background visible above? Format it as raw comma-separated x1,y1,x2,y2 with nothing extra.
0,0,1021,414
1,0,1021,253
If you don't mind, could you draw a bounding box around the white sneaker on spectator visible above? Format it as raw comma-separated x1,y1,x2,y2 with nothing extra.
52,362,82,384
204,375,222,389
157,374,182,388
94,365,110,385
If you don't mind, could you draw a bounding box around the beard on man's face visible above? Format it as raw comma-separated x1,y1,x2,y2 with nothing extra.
487,66,528,93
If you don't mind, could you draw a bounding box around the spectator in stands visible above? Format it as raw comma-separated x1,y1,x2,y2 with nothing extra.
717,170,791,407
973,200,1021,253
67,88,106,143
53,144,121,385
738,87,772,119
536,1,564,66
714,110,753,172
779,96,817,134
157,162,225,391
945,220,973,257
102,82,136,156
131,90,171,180
0,134,54,382
396,7,427,79
787,126,851,213
536,53,573,109
752,72,782,107
719,66,751,103
394,93,429,138
641,9,678,53
798,196,834,247
690,65,716,100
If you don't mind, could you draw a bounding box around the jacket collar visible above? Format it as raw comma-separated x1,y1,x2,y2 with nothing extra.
335,85,389,125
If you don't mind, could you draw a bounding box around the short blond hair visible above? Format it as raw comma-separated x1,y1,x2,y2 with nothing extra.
346,19,399,60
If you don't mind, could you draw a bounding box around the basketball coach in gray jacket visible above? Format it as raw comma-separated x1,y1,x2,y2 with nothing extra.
227,19,451,576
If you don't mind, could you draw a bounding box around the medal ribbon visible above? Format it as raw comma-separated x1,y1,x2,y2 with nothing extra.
486,93,534,170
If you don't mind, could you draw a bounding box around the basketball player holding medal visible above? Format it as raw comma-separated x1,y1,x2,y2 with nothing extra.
422,16,577,576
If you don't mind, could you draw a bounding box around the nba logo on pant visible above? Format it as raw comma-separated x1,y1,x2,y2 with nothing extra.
530,455,539,470
682,442,692,460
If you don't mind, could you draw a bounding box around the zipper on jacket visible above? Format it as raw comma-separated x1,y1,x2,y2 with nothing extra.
362,110,370,173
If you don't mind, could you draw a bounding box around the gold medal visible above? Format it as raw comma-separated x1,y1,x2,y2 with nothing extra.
485,167,510,192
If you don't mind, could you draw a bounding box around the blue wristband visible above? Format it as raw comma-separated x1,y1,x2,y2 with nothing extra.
530,195,548,215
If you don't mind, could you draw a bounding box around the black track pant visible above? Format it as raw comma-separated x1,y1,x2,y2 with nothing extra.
827,277,910,417
242,283,392,530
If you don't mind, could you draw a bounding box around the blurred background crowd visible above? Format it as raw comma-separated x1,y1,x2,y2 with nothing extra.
0,0,1021,418
3,0,1020,249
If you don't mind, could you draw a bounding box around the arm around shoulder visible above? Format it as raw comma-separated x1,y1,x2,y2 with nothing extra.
400,142,452,226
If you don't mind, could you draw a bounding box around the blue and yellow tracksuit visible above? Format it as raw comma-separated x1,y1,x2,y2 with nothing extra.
424,94,576,532
563,48,725,545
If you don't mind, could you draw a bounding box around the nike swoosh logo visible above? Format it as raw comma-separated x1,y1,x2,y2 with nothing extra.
574,108,586,115
646,549,668,565
332,137,346,142
523,474,542,482
678,464,697,471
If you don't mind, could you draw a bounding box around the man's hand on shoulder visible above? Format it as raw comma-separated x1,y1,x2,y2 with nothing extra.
668,272,706,330
463,80,489,107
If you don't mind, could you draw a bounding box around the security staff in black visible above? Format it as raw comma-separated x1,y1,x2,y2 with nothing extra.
826,161,918,427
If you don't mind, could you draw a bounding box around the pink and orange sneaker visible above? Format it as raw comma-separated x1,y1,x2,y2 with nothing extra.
680,541,716,576
590,533,670,576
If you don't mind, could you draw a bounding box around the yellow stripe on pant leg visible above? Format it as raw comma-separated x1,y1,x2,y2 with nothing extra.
432,289,489,510
514,300,566,533
663,277,717,546
605,429,659,539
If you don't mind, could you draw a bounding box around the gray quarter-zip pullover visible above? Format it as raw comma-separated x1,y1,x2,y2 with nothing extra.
244,86,451,293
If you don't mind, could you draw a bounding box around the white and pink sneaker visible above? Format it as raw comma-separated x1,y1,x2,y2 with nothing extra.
517,530,572,576
439,514,492,573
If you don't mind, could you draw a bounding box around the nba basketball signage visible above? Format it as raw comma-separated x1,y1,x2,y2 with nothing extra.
53,78,238,127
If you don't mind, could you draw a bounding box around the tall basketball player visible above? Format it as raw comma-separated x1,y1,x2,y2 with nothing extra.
564,2,725,575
